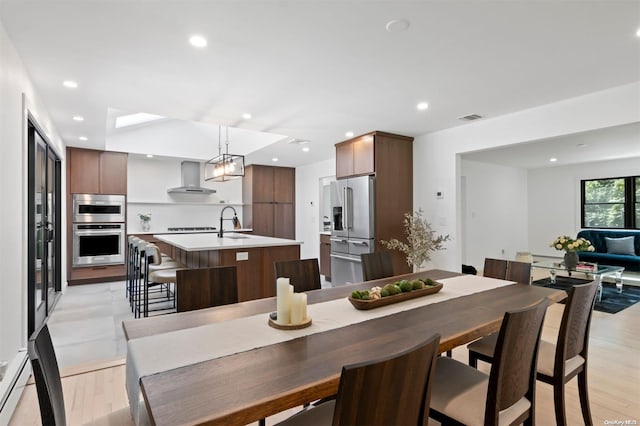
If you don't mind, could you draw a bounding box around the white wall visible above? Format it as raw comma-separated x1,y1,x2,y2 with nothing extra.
295,158,335,260
528,157,640,257
0,19,65,417
127,156,243,233
461,160,528,269
414,82,640,272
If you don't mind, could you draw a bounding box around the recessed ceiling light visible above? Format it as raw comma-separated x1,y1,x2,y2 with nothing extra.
242,113,252,120
72,116,84,122
416,102,429,111
78,136,88,141
63,80,78,89
189,35,207,48
146,154,154,158
302,147,310,152
636,28,640,37
272,157,279,162
549,158,558,162
345,131,354,138
385,19,410,33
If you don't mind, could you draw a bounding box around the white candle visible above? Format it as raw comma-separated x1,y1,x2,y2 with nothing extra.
291,293,303,325
276,278,291,325
301,293,308,321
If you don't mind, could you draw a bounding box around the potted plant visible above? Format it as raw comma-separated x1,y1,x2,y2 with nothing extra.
138,213,152,232
549,235,595,270
380,209,451,271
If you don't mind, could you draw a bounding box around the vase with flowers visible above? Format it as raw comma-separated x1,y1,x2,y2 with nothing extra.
550,235,595,271
138,213,152,232
380,209,451,271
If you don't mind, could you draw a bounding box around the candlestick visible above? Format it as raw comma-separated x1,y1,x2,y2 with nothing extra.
276,278,292,325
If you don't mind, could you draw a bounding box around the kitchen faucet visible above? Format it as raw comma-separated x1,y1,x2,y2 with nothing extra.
218,206,238,238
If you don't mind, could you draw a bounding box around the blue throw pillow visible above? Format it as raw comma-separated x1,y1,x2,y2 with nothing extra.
605,236,636,256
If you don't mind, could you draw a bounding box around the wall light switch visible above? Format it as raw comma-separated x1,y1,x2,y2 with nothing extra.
236,252,249,261
436,191,444,199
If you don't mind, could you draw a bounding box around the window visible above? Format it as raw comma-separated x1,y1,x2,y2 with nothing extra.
581,176,639,229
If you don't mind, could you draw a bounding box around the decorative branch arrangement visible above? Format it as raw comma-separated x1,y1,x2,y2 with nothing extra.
380,209,451,269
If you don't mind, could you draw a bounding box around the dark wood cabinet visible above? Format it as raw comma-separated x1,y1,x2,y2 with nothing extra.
99,151,128,194
320,233,331,281
243,165,295,239
335,131,414,275
68,148,100,193
67,147,128,284
68,147,128,195
335,135,375,179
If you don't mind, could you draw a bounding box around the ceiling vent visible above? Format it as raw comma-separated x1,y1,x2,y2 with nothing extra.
287,138,310,145
458,114,483,121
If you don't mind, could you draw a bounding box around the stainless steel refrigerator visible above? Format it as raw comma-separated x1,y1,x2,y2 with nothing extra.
330,175,375,285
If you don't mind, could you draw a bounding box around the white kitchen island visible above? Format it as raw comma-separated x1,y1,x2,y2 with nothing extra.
154,233,302,301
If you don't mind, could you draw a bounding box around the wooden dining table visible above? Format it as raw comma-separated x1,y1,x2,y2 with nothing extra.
122,270,566,426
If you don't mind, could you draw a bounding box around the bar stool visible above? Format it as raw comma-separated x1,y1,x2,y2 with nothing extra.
142,244,186,317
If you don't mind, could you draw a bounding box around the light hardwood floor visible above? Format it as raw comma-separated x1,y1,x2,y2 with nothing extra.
10,289,640,425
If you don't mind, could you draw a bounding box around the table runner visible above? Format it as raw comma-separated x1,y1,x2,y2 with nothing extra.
126,275,513,424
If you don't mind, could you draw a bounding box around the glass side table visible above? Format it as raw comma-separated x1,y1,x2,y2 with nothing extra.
532,260,624,303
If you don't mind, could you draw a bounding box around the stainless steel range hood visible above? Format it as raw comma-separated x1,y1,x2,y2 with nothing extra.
167,161,216,194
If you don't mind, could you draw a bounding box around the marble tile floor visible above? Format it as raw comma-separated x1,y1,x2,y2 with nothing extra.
49,277,333,370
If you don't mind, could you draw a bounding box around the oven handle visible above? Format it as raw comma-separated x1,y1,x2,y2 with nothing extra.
75,230,124,236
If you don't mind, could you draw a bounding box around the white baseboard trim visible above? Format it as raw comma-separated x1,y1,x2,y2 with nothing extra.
0,351,31,425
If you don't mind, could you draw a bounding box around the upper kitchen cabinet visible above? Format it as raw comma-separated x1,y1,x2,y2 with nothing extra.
335,134,374,179
335,131,412,180
68,147,128,194
243,165,295,239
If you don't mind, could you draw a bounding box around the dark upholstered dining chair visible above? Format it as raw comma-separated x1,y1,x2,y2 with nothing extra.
274,258,321,293
430,298,548,425
506,260,532,285
483,257,508,279
360,251,394,281
176,266,238,312
28,323,66,426
468,280,598,426
276,333,441,426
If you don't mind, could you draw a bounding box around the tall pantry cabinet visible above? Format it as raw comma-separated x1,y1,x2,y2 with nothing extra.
335,131,414,275
242,165,295,239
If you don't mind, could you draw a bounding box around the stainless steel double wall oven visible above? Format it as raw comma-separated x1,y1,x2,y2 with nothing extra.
72,194,126,267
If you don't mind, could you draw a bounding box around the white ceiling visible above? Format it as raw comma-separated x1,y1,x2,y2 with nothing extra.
462,122,640,169
1,1,639,167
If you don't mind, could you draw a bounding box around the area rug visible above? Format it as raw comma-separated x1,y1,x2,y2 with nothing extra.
532,276,640,314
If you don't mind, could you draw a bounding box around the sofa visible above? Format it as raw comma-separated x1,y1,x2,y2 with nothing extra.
576,230,640,272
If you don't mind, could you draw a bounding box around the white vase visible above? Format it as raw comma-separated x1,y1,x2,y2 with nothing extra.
141,220,150,232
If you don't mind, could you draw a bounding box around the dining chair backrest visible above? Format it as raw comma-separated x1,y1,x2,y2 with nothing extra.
176,266,238,312
506,260,532,284
555,280,597,376
360,251,394,281
332,333,441,426
274,258,321,293
486,298,548,424
483,258,508,279
144,243,162,265
28,323,66,426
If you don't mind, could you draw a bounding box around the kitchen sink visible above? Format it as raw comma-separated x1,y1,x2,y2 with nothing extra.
223,234,249,239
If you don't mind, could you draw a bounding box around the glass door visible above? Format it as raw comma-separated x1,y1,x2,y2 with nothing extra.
28,118,61,337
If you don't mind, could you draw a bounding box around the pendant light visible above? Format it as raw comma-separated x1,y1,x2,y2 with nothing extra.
204,125,245,181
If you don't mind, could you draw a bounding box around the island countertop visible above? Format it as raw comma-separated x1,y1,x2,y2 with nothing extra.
154,232,302,252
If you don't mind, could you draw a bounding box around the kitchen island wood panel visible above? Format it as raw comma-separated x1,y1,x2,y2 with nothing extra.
156,233,301,302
